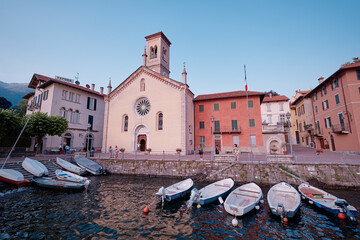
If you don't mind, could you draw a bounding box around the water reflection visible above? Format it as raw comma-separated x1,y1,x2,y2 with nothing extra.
0,175,359,239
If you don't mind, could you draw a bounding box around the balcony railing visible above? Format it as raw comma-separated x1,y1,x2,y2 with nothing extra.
332,123,349,134
262,124,286,133
314,126,322,136
213,126,241,134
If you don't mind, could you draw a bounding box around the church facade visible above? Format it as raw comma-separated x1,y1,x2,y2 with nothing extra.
102,32,194,154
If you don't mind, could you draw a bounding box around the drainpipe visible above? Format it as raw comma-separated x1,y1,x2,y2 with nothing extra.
339,77,352,133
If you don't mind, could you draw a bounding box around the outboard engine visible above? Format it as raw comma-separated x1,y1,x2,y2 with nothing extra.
157,186,166,202
187,188,200,208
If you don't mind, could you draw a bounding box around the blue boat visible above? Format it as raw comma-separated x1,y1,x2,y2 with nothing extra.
156,178,193,202
32,177,86,190
298,183,357,221
187,178,234,206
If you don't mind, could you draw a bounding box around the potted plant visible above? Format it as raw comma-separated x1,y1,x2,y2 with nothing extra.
95,148,101,153
146,148,152,152
120,148,125,153
176,148,182,153
315,148,323,155
281,142,287,155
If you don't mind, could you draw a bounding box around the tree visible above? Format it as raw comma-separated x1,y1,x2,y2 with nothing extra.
26,112,68,153
0,97,12,109
0,109,22,142
13,99,28,117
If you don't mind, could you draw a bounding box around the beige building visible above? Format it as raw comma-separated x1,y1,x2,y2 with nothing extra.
103,32,194,154
24,74,105,153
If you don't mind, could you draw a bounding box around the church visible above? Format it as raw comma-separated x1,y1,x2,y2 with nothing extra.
102,32,195,154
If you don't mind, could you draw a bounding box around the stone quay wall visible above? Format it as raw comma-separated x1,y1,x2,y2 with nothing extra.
94,158,360,188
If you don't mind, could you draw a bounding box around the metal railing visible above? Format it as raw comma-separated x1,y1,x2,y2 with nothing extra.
332,123,349,133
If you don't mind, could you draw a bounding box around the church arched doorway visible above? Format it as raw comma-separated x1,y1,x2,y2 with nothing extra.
134,124,149,152
138,135,147,151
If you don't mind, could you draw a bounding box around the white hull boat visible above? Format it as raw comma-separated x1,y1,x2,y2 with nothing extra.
0,169,30,186
187,178,234,206
267,181,301,219
56,157,86,175
156,178,193,202
22,157,49,177
75,157,106,175
224,182,263,216
55,169,90,188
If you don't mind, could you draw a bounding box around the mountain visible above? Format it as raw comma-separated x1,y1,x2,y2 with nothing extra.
0,81,33,107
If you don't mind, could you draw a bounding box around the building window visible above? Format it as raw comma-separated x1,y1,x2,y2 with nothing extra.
62,90,67,100
214,103,219,111
313,93,317,101
357,70,360,80
231,120,238,131
88,115,93,130
199,105,204,112
316,120,321,134
279,103,284,111
68,109,73,122
335,94,340,105
73,110,80,123
267,103,271,112
331,79,339,90
87,97,97,111
158,113,163,130
150,45,158,59
199,121,205,129
248,100,254,108
322,100,329,110
231,102,236,109
249,119,255,127
200,136,205,147
279,114,285,123
299,123,303,132
140,79,145,92
321,87,327,96
324,117,331,129
59,107,66,118
315,106,318,113
76,94,80,103
232,135,239,146
124,115,128,132
250,135,256,146
43,90,49,101
69,92,74,102
214,120,220,132
267,115,272,124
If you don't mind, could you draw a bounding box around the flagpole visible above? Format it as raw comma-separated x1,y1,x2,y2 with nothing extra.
244,65,253,155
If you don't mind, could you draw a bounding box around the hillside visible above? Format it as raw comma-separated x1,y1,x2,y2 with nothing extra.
0,81,33,107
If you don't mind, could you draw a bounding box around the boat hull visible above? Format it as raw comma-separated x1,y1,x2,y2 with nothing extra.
156,178,193,202
22,157,49,177
75,157,106,175
0,169,30,186
198,178,234,205
56,157,86,175
32,177,85,190
55,170,89,183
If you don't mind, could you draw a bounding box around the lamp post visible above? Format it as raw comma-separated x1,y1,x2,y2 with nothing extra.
86,123,91,157
286,112,293,156
210,116,214,160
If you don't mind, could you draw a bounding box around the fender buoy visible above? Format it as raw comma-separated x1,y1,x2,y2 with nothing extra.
338,213,346,220
143,206,149,213
232,218,238,226
283,217,288,223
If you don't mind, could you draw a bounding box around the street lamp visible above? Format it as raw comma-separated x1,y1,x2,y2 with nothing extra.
210,116,214,160
87,123,91,157
286,112,293,156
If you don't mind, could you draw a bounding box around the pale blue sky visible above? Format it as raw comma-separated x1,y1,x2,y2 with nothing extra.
1,0,359,98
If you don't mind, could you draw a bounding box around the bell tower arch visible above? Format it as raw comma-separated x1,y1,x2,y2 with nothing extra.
145,32,171,77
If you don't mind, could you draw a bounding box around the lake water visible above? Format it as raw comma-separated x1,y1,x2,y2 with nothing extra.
1,174,360,239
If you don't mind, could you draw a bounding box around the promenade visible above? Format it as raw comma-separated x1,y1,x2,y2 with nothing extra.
1,145,359,165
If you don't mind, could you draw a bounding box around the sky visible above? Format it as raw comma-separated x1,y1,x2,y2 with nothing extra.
0,0,359,98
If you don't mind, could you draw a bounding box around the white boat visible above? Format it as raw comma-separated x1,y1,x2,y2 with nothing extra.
22,157,49,177
224,182,263,216
75,157,106,175
32,177,86,190
298,183,357,221
187,178,234,206
0,169,30,186
55,169,90,188
267,181,301,219
156,178,193,202
56,157,86,175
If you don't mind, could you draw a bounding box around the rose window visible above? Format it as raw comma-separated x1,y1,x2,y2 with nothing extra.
135,98,151,117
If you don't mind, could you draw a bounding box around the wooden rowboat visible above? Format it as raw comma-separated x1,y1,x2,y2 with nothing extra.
0,169,30,186
267,181,301,219
22,157,49,177
55,169,90,188
298,182,357,221
75,157,106,175
156,178,193,202
224,182,263,216
32,176,86,190
56,157,86,175
187,178,234,206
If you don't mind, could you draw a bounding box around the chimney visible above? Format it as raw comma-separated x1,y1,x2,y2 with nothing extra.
86,84,90,89
353,57,360,63
100,87,104,95
91,83,95,91
318,77,324,84
107,78,112,95
269,93,273,98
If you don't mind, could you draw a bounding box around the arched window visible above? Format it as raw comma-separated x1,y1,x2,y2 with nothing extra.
68,109,73,122
158,112,163,130
140,79,145,92
59,107,66,118
150,45,157,59
124,115,129,132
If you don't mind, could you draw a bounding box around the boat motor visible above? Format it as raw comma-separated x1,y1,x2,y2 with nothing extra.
187,188,199,208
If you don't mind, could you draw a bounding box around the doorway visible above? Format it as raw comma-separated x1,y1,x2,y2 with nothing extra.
215,139,221,154
330,135,336,151
295,131,300,144
138,134,147,151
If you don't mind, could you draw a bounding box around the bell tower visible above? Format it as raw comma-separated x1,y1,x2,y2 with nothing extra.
145,32,171,77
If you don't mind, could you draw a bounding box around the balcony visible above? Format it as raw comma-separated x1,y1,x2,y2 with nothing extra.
262,124,286,133
332,123,349,134
213,126,241,134
314,126,323,136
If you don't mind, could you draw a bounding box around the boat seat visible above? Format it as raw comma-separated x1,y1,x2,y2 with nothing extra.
238,189,260,194
273,189,297,194
234,192,258,198
215,184,230,187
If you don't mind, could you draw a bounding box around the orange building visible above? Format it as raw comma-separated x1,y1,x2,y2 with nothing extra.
193,91,265,154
